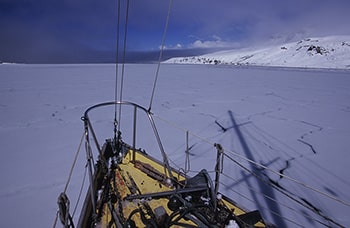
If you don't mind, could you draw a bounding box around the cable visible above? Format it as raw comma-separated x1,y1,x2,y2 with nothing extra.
72,162,88,218
221,173,329,227
223,151,345,227
53,132,85,228
148,0,174,111
154,114,350,208
154,114,349,226
64,132,85,193
185,130,190,174
117,0,130,132
113,0,121,141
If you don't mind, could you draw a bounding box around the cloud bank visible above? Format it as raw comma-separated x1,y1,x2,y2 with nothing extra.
1,0,349,63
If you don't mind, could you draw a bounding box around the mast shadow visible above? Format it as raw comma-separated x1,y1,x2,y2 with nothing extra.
227,110,286,227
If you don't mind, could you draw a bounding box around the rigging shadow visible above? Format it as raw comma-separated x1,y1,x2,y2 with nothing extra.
227,110,286,227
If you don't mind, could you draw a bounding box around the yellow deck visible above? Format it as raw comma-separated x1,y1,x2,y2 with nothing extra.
97,149,264,227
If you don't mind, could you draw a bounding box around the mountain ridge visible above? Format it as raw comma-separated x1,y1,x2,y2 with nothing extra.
165,35,350,69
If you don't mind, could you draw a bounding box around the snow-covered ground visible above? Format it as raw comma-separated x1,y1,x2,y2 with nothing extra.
0,63,350,227
166,35,350,70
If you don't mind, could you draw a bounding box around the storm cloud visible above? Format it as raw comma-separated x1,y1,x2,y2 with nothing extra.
1,0,349,63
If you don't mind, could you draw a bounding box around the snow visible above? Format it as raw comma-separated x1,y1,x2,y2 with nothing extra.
1,63,350,227
166,35,350,70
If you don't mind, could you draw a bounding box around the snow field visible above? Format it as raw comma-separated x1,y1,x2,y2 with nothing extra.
0,63,349,227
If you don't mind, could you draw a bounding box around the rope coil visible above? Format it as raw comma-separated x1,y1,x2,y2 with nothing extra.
57,192,74,228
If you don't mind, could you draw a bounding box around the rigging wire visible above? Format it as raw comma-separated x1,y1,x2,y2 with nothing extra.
54,0,347,225
162,115,345,226
148,0,174,112
160,114,350,206
113,0,121,141
71,162,88,218
64,132,85,193
223,152,344,227
185,130,190,174
117,0,130,132
53,132,85,228
153,114,350,210
220,179,304,227
220,173,333,228
225,147,350,208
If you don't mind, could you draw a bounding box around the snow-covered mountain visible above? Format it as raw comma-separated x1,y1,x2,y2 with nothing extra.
166,35,350,69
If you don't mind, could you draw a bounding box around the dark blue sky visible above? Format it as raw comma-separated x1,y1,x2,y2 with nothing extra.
1,0,350,63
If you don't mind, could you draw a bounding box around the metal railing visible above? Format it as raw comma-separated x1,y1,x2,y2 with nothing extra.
82,101,174,183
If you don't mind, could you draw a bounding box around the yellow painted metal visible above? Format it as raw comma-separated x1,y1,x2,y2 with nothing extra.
97,149,265,227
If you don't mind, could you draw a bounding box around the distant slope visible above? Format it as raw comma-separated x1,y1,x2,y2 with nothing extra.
166,36,350,69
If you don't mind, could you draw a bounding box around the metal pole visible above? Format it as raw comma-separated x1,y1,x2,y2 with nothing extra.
214,143,223,198
132,105,137,162
84,131,96,215
147,112,174,181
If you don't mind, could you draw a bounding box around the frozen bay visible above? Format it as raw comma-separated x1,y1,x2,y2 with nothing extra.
0,64,349,227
